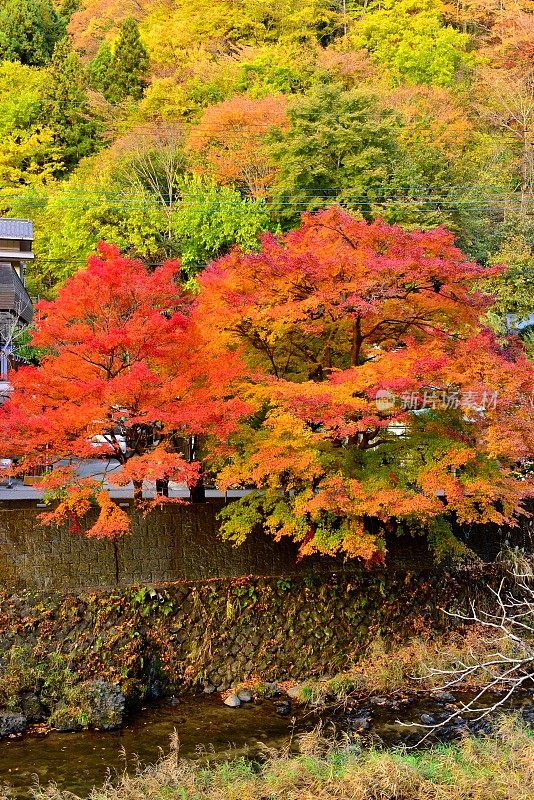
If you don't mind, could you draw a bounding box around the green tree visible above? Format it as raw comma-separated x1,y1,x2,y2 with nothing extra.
350,0,473,87
142,0,344,69
0,61,61,185
107,17,149,103
5,178,169,298
43,38,100,172
58,0,79,20
86,40,113,97
172,175,271,278
0,0,63,65
234,46,317,97
270,83,400,222
484,231,534,335
5,166,271,297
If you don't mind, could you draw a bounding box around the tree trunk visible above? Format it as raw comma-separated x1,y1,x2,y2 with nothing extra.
350,315,363,366
189,476,206,503
155,479,169,497
133,479,143,503
520,131,533,217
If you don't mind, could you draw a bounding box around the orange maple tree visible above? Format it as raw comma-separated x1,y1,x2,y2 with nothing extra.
0,243,246,537
194,207,534,561
186,94,288,197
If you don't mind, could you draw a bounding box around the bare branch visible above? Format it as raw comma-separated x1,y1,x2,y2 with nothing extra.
401,558,533,746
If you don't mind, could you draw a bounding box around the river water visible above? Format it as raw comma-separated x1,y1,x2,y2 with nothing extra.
0,692,531,798
0,697,301,797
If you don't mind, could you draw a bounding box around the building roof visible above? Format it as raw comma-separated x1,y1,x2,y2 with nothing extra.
0,250,34,261
0,219,33,240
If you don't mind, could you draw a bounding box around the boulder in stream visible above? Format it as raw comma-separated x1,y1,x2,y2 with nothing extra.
434,691,456,704
420,713,436,725
349,714,371,733
275,700,291,716
0,712,27,738
224,694,241,708
50,680,125,732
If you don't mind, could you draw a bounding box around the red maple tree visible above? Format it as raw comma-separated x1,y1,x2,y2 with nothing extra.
0,243,246,537
4,211,533,559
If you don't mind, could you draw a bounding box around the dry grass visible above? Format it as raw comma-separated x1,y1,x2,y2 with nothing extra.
292,628,524,704
25,717,533,800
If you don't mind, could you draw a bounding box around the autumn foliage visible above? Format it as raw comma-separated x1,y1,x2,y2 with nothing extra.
2,210,533,558
0,244,245,537
194,208,534,560
186,94,288,197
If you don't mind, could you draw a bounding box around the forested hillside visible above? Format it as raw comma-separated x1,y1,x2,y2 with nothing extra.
1,0,533,330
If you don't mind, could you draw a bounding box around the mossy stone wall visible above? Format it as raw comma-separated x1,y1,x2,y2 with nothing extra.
0,567,493,699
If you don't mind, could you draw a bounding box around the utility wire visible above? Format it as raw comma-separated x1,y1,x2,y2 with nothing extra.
3,202,530,212
0,184,516,195
2,185,530,213
1,192,526,203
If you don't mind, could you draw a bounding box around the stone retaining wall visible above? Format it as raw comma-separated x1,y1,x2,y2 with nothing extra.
0,499,531,591
0,567,493,700
0,500,358,590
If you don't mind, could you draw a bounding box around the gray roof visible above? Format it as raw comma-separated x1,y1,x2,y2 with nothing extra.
0,250,34,261
0,218,33,240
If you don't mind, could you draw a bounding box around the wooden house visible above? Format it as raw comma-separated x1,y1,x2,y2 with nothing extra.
0,218,34,392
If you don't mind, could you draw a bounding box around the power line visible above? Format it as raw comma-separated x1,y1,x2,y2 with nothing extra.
3,201,530,213
2,185,531,216
0,183,515,194
1,189,521,202
1,192,526,203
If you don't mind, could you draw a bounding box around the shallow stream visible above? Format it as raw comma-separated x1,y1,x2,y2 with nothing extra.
0,691,531,798
0,697,300,797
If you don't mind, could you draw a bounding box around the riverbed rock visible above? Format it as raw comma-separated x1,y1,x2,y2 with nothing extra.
434,692,456,704
0,712,27,737
369,696,388,706
264,682,281,698
275,700,291,716
349,714,371,733
237,689,252,703
49,706,84,732
86,680,125,730
468,719,492,735
224,694,241,708
50,680,125,732
420,713,436,726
